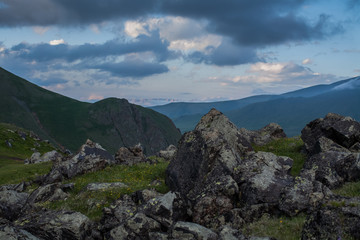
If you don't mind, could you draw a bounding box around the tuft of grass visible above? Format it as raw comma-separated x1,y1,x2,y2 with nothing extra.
45,157,169,221
333,181,360,197
242,213,307,240
253,137,306,176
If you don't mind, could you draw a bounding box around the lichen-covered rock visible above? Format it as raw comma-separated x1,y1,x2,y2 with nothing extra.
15,210,101,240
279,168,333,216
236,151,293,205
303,151,360,189
0,189,29,221
301,197,360,240
171,221,218,240
43,139,115,183
239,123,287,146
115,143,146,165
301,113,360,156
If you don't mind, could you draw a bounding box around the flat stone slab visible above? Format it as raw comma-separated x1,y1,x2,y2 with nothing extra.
85,182,128,191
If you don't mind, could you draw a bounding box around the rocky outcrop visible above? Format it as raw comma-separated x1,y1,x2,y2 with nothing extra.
114,143,146,165
0,218,39,240
239,122,287,146
166,109,294,229
43,139,116,184
27,183,70,204
15,210,101,240
301,197,360,240
301,113,360,190
24,150,61,164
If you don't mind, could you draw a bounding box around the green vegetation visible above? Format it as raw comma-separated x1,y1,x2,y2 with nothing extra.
253,137,306,176
333,181,360,197
45,157,169,221
0,122,56,185
242,213,307,240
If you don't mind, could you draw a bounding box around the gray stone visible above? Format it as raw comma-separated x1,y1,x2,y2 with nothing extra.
85,182,127,191
239,123,287,146
158,144,177,161
0,219,39,240
25,150,62,164
15,210,100,240
27,183,68,204
0,189,29,221
115,143,146,165
172,221,218,240
219,225,246,240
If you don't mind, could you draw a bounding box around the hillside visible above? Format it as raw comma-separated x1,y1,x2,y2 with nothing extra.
154,76,360,135
0,67,181,154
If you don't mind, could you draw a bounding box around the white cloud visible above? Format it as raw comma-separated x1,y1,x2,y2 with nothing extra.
124,21,149,38
302,58,312,64
49,39,65,45
88,94,104,101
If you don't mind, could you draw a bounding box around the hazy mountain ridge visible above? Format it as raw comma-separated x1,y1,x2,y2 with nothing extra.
151,76,360,135
0,67,181,154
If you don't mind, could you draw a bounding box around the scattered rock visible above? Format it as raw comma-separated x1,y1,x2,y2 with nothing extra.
85,182,127,191
0,218,39,240
43,139,115,183
5,140,12,148
115,143,146,165
239,123,287,146
25,150,62,164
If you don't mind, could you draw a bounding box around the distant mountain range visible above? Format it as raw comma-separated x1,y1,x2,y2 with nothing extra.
0,67,181,155
151,77,360,136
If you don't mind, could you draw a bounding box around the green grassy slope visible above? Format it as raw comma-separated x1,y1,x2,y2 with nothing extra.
0,67,181,154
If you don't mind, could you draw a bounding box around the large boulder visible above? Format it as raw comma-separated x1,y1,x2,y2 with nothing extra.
301,197,360,240
0,189,29,221
25,150,62,164
239,123,287,146
15,210,101,240
114,143,146,165
301,113,360,156
43,139,115,183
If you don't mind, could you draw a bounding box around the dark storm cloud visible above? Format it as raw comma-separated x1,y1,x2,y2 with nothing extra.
93,60,169,78
189,39,260,66
0,0,343,47
9,32,173,63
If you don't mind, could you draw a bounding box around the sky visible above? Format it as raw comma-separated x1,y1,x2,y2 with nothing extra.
0,0,359,106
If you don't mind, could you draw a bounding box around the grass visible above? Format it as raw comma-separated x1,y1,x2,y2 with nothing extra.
242,213,307,240
333,181,360,198
44,156,169,221
0,122,56,185
253,137,306,176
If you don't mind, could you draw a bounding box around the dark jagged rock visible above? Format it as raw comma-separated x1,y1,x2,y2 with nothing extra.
301,197,360,240
0,218,39,240
239,123,287,146
15,210,101,240
0,182,29,192
301,113,360,156
27,183,68,204
43,139,115,184
0,189,29,221
114,143,146,165
166,109,294,229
